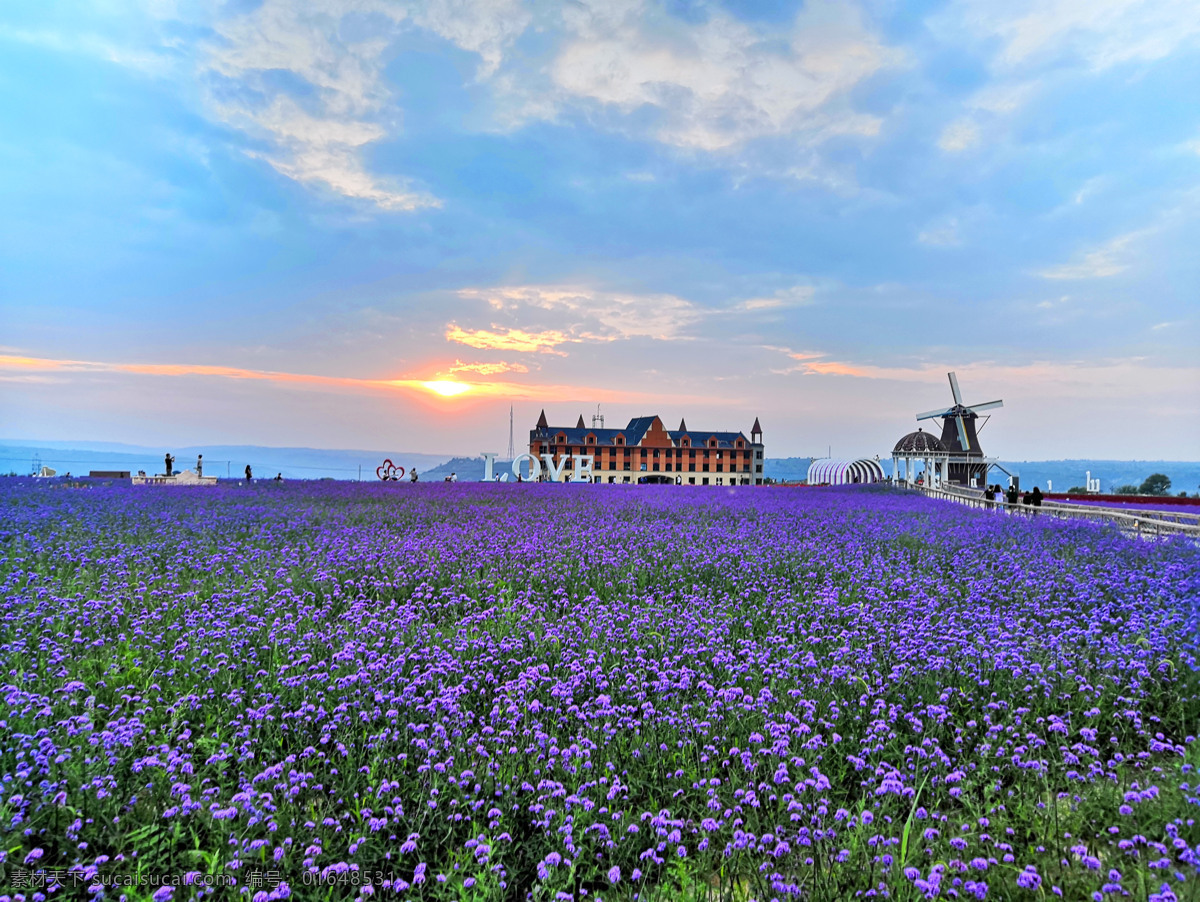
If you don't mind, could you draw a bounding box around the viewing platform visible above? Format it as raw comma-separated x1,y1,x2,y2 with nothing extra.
131,469,217,487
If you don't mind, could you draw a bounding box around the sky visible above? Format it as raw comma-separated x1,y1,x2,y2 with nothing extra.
1,0,1198,460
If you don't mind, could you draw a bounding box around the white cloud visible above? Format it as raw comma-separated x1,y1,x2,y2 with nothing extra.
733,285,817,311
533,0,899,152
0,23,172,74
202,0,531,209
917,219,960,246
459,284,703,342
937,119,980,153
1035,229,1149,279
940,0,1200,71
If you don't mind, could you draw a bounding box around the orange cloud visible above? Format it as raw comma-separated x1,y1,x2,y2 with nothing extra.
0,353,713,406
444,359,531,376
445,324,569,354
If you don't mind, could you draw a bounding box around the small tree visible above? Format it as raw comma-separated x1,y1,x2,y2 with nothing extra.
1139,473,1171,496
1113,484,1139,495
1066,486,1087,494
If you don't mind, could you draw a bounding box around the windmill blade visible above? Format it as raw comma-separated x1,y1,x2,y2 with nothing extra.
948,372,963,406
955,414,970,451
916,407,955,420
966,399,1004,413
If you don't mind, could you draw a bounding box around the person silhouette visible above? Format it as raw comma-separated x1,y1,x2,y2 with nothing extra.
410,468,418,483
245,464,252,483
164,453,174,477
196,454,203,477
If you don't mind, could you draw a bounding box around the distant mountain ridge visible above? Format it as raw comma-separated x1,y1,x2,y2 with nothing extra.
0,440,452,481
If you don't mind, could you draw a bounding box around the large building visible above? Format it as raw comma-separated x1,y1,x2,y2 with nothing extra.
528,412,765,485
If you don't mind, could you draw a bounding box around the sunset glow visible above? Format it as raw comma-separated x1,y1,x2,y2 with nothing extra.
421,380,471,397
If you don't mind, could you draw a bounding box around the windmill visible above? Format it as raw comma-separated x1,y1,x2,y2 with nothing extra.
915,372,1003,487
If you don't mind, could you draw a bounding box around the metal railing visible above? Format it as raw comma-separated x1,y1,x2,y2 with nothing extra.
902,482,1200,540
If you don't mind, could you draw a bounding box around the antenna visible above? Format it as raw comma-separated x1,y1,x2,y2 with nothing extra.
592,403,604,429
506,406,515,460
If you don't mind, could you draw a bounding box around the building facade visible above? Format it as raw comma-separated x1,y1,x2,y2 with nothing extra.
529,412,765,485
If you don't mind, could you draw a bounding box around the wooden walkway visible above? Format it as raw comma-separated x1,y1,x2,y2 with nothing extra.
903,483,1200,540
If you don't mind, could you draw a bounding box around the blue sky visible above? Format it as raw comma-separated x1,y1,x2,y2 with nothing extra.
1,0,1197,459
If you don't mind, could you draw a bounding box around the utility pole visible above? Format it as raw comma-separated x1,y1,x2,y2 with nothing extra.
507,406,515,461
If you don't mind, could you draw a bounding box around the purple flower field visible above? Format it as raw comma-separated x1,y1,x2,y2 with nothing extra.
2,481,1199,901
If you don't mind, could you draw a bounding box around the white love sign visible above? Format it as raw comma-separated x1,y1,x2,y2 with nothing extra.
482,452,594,482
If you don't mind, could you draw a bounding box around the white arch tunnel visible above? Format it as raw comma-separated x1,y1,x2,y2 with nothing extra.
807,458,886,486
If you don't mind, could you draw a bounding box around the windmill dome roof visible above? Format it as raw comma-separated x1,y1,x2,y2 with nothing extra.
894,429,945,454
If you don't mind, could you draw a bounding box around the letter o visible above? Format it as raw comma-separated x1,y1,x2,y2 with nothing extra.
511,453,542,481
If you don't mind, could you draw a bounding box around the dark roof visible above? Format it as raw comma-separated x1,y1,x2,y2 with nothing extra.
529,415,755,448
622,416,659,445
751,416,762,435
678,418,687,432
536,409,548,429
893,429,945,454
575,415,586,428
667,431,747,449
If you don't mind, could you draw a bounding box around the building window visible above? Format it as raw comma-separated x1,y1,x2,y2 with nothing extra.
688,477,695,484
702,464,710,472
688,464,696,472
702,477,709,485
653,463,660,472
640,463,647,471
716,464,723,472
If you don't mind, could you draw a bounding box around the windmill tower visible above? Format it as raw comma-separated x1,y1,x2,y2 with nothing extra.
915,372,1003,487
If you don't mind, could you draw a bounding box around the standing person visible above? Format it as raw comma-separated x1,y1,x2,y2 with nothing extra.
274,473,283,482
410,468,418,483
1006,485,1018,508
245,464,252,483
1031,486,1043,508
450,471,457,483
164,452,174,477
196,454,203,477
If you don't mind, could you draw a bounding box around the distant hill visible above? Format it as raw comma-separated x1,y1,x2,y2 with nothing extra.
982,460,1200,495
0,440,451,482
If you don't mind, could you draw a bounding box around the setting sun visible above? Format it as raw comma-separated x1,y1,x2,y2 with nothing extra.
422,380,471,397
